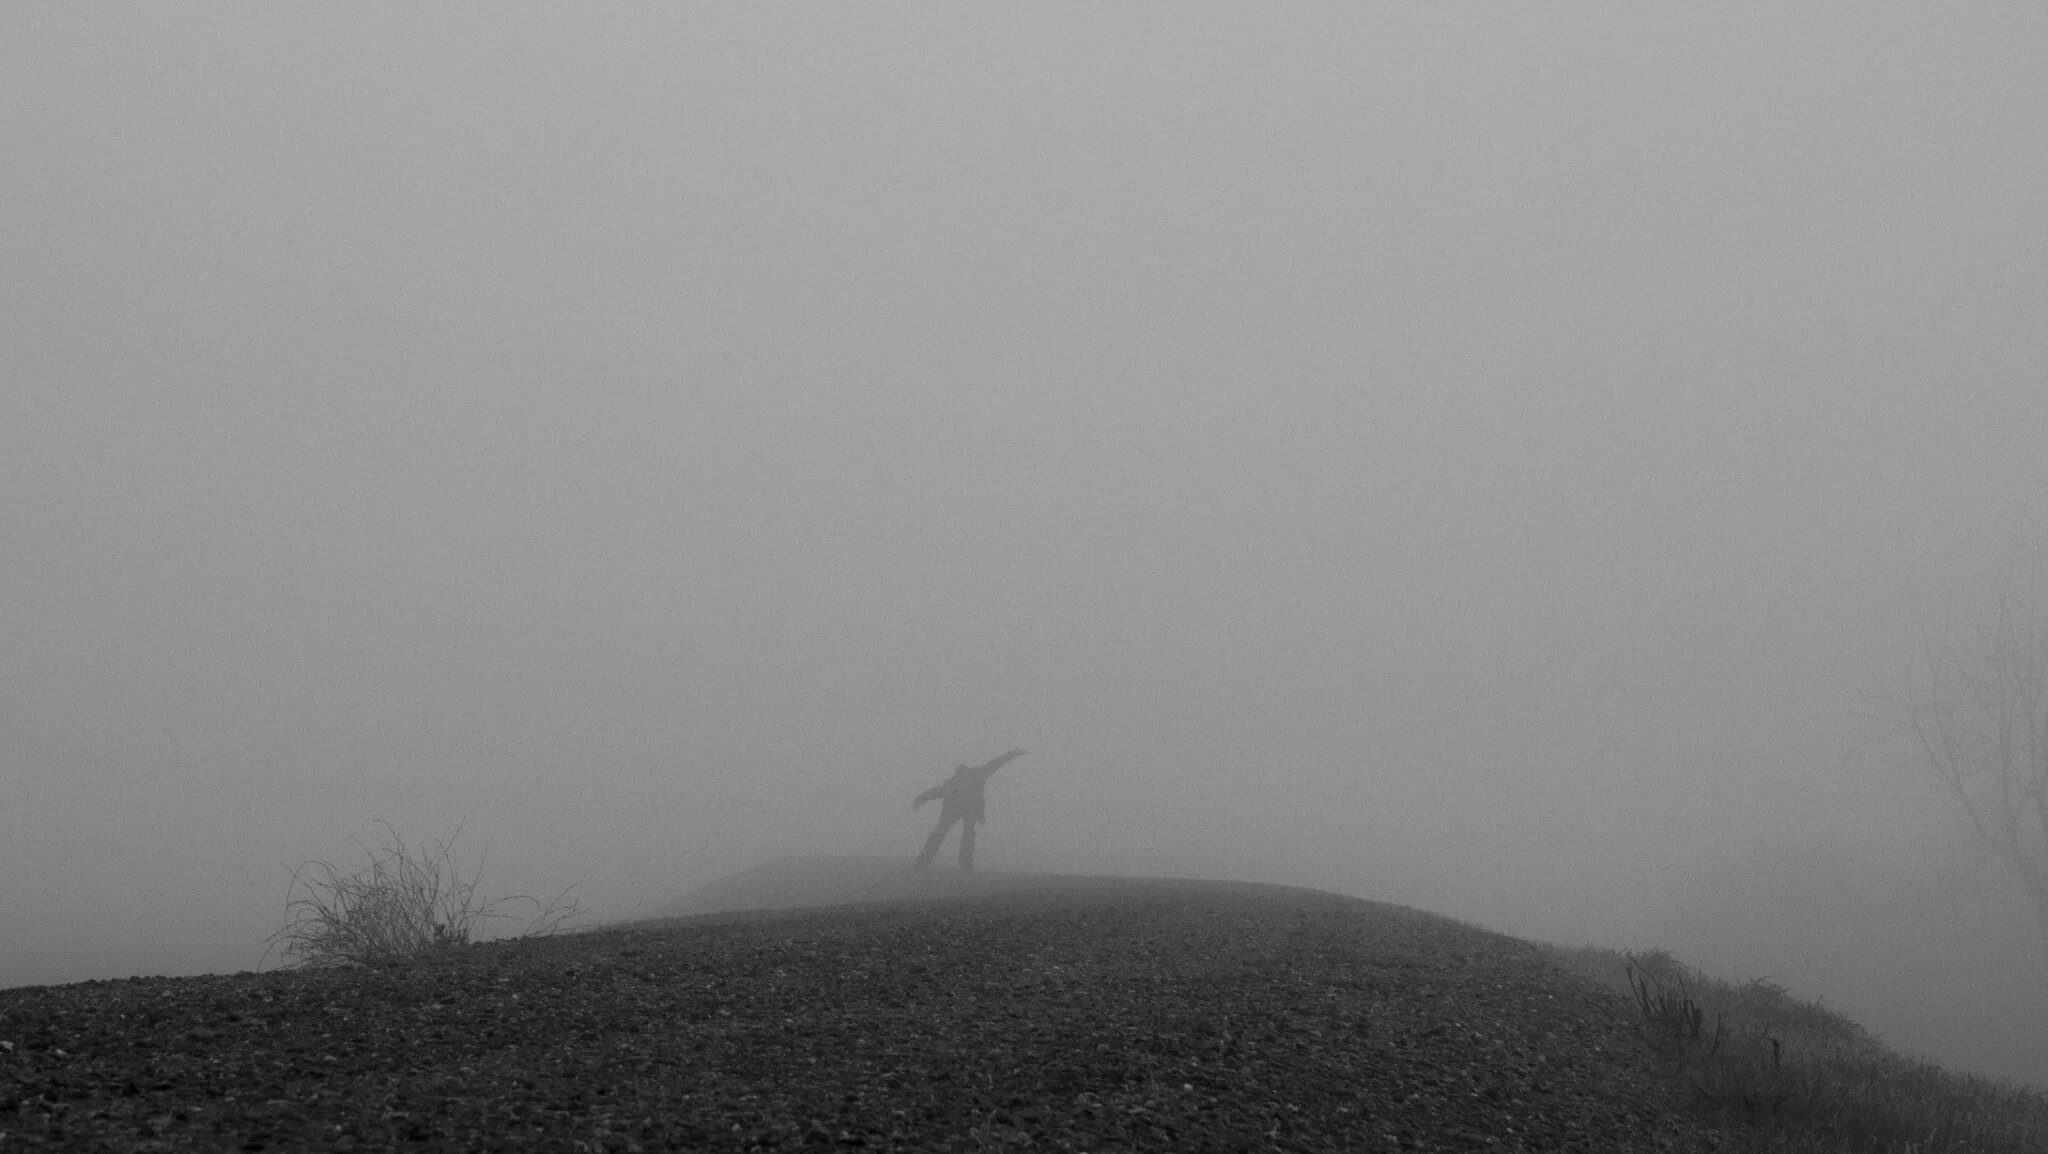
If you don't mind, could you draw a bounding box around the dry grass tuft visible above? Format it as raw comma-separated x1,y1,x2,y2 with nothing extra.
263,819,580,970
1546,943,2048,1152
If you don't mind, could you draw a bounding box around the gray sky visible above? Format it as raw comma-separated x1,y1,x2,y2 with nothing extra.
5,3,2045,1081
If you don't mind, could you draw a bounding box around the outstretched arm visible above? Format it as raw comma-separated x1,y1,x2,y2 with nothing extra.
912,785,946,810
972,749,1028,775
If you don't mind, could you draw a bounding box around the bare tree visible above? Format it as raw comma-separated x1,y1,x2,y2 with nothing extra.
1867,545,2048,967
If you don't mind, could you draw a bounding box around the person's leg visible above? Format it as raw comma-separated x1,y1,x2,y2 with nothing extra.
915,813,955,871
958,819,977,871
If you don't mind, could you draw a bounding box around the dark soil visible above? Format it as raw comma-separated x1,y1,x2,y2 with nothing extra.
1,876,1726,1151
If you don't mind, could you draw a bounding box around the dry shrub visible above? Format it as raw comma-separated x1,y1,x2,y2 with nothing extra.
264,819,580,969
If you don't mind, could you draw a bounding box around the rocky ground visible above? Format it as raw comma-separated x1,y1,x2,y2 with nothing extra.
0,876,1727,1151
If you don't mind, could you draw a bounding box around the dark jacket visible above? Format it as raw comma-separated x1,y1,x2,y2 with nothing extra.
914,749,1027,824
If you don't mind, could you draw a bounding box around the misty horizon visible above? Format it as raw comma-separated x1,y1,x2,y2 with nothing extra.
5,5,2045,1090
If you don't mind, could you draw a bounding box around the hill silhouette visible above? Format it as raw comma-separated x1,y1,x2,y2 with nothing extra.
3,862,1728,1150
14,862,2043,1149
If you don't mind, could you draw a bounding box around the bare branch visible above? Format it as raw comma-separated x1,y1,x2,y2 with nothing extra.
1869,545,2048,968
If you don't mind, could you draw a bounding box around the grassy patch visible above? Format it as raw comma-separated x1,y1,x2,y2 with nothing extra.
263,820,581,970
1545,944,2048,1152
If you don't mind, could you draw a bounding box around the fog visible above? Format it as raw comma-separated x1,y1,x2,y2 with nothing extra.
5,5,2045,1086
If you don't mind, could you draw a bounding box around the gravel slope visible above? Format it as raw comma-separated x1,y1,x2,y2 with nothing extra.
1,876,1725,1151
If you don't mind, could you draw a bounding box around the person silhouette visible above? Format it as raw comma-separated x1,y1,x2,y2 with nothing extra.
912,749,1027,872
